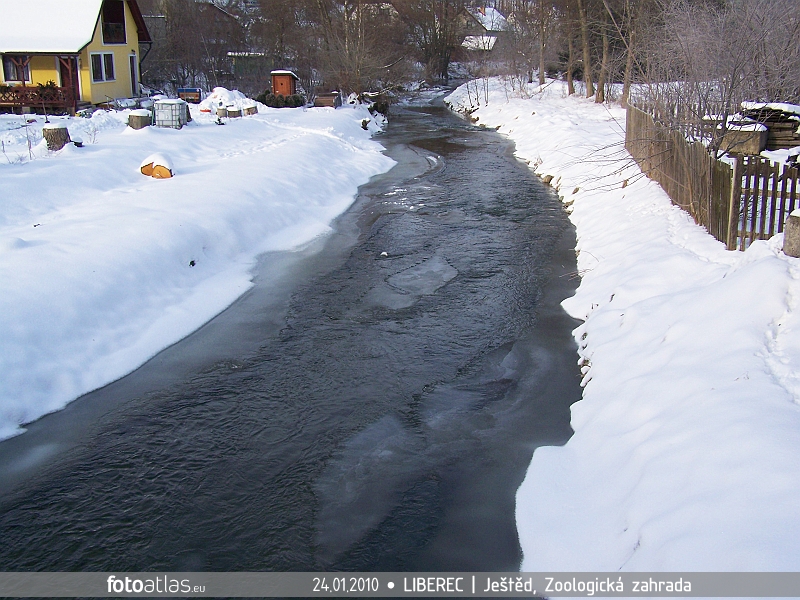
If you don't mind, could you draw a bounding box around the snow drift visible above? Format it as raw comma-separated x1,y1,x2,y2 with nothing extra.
447,78,800,571
0,95,393,441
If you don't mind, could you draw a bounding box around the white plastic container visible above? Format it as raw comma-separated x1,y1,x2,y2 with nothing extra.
154,99,189,129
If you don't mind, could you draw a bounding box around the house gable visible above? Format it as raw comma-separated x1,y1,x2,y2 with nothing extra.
0,0,151,105
79,0,148,102
0,0,104,54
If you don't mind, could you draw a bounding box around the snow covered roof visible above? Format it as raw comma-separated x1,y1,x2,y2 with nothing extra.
0,0,103,53
741,101,800,116
467,7,507,32
271,70,299,79
462,35,498,51
0,0,151,54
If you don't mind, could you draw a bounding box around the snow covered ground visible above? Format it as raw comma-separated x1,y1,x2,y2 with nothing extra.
0,94,394,442
446,79,800,571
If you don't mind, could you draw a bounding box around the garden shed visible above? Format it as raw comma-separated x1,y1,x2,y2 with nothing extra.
271,70,298,97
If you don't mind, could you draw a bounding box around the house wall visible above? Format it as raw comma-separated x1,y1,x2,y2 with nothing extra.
28,56,60,85
2,1,142,104
78,1,141,103
0,55,58,86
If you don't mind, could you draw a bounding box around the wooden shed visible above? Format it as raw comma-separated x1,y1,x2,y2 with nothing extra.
271,70,299,96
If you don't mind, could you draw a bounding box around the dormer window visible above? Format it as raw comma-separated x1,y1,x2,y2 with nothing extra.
102,0,126,44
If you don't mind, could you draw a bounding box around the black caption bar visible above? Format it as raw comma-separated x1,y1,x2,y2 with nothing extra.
0,572,799,597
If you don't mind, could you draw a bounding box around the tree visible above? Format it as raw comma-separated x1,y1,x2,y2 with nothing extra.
393,0,467,80
638,0,800,154
312,0,408,92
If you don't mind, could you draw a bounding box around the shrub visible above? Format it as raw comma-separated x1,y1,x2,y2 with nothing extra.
257,92,306,108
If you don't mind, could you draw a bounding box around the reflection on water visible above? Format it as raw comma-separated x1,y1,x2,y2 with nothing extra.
0,100,581,572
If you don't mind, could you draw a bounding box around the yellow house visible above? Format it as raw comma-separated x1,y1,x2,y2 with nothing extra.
0,0,152,112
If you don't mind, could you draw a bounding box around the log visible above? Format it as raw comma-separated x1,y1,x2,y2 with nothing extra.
243,105,257,116
127,109,152,130
216,107,228,118
42,123,71,151
226,106,242,118
139,153,174,179
151,164,173,178
783,211,800,258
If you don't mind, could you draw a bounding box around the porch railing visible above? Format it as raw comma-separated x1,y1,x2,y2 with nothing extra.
0,85,77,113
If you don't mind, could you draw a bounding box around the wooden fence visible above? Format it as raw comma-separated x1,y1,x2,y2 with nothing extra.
626,105,800,251
734,156,800,250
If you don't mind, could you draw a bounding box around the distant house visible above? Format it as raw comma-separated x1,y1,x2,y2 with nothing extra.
0,0,152,112
461,7,508,54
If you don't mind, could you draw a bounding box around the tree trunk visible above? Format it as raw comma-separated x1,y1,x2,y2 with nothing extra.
577,0,594,98
595,8,609,103
621,25,634,107
42,124,71,151
538,0,546,85
566,3,575,95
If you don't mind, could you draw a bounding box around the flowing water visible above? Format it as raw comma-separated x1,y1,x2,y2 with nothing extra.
0,97,582,572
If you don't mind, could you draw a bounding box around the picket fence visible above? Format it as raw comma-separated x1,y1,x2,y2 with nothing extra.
625,105,799,251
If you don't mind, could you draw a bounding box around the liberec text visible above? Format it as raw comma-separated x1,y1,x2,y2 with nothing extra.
404,577,465,593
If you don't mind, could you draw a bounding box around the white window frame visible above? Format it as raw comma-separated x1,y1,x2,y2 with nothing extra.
90,52,116,83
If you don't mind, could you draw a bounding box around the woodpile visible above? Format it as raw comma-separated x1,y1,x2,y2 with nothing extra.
740,103,800,150
42,122,71,151
314,92,342,108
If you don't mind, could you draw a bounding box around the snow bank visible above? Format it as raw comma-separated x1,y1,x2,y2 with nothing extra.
0,102,393,441
446,78,800,570
198,87,259,112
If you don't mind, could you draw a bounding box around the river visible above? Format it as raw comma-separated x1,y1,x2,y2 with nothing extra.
0,95,582,572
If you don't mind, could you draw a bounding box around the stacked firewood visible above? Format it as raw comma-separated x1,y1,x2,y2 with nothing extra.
740,103,800,151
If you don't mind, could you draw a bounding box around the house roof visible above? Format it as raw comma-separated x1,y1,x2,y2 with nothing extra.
271,70,299,80
467,7,507,32
462,34,498,51
0,0,151,54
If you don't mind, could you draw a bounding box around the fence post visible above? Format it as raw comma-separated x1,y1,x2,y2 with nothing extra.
727,154,743,250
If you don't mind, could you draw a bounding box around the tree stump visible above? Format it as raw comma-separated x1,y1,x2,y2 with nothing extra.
128,109,152,130
42,123,71,151
783,212,800,258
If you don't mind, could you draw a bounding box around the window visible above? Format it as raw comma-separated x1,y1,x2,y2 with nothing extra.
91,53,115,82
101,0,126,44
2,55,30,82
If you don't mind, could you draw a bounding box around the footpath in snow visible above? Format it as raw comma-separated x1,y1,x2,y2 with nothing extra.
0,91,394,442
446,79,800,570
